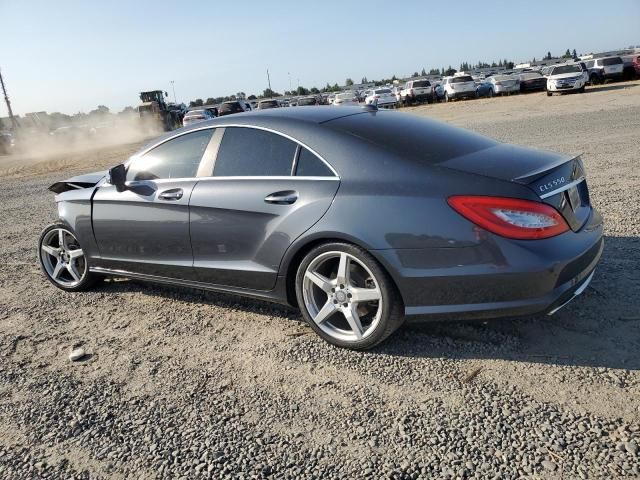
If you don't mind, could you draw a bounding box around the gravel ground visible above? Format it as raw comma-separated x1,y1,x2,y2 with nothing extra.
1,83,639,479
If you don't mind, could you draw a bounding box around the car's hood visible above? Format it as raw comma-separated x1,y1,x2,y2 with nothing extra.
49,170,107,194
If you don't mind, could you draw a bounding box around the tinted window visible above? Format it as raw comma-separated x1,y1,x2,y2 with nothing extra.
127,129,213,181
601,57,622,66
413,80,431,87
451,76,474,83
325,112,496,165
259,100,279,109
219,102,244,115
214,127,297,176
295,148,334,177
298,97,317,106
551,65,581,75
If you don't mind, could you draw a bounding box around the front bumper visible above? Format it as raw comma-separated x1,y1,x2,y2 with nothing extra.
371,209,604,321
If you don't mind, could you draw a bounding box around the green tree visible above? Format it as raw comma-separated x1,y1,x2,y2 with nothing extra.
345,78,354,86
562,49,572,58
572,49,577,58
248,94,257,100
421,68,427,76
444,66,457,76
205,97,216,105
545,51,552,60
412,71,419,77
296,86,309,96
361,76,368,84
262,88,282,98
310,87,320,94
428,68,440,75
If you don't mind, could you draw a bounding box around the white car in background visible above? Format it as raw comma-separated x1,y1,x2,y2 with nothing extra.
365,88,397,108
333,91,359,106
442,74,476,102
546,64,587,96
486,75,520,96
182,108,216,126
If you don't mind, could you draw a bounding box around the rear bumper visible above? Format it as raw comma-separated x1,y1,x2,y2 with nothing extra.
371,210,604,321
449,90,476,99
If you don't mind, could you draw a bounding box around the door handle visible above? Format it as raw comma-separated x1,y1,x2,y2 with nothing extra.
264,190,298,205
158,188,183,201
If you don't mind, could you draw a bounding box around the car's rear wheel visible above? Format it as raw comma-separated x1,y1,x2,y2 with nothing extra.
590,74,600,86
547,90,552,96
295,243,404,350
38,222,98,291
444,92,450,102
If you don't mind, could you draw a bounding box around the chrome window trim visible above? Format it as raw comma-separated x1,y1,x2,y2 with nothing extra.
195,176,339,182
539,176,585,199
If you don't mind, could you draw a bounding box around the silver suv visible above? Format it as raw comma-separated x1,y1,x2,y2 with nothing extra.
585,57,624,85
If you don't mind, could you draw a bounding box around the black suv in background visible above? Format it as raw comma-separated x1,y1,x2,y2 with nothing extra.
218,100,251,117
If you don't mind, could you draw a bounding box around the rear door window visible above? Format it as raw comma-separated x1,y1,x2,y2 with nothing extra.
601,57,622,66
295,148,335,177
213,127,297,176
126,129,214,181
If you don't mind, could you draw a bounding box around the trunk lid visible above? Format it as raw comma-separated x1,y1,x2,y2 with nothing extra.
439,144,591,231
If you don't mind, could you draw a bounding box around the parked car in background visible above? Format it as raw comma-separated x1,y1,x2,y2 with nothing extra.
518,72,547,92
0,131,16,154
391,86,402,103
298,96,319,106
486,75,520,96
585,57,624,84
257,99,280,110
546,64,587,96
365,88,397,108
633,55,640,77
333,91,359,106
183,109,216,126
442,74,476,102
218,100,251,117
432,83,445,102
475,81,493,98
400,79,433,105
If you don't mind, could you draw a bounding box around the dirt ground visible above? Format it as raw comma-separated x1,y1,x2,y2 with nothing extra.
1,82,639,479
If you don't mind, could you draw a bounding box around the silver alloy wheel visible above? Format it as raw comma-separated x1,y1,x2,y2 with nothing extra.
40,228,87,288
302,251,383,342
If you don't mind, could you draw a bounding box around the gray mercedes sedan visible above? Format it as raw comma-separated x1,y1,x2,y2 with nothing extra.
39,106,603,349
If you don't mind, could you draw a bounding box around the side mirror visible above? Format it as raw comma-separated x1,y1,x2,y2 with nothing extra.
109,164,126,192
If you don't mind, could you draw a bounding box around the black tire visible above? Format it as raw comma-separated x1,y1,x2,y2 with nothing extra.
295,242,405,350
579,85,586,93
488,88,494,98
590,74,600,86
38,222,99,292
444,92,450,103
547,90,552,96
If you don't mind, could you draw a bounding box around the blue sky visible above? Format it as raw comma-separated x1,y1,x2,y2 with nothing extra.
1,0,638,115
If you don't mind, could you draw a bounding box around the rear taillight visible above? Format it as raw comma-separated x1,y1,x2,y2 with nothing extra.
447,196,569,240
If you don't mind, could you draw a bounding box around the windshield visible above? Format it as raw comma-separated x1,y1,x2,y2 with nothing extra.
298,97,317,106
601,57,622,66
259,100,279,109
451,76,473,83
219,102,244,114
551,65,582,75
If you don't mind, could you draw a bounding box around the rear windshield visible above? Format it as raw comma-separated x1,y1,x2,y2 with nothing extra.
601,57,622,66
412,80,431,87
491,75,510,81
375,89,391,94
336,93,355,100
451,76,474,83
298,97,317,106
185,110,204,117
520,72,542,80
219,102,244,114
259,100,279,108
325,112,496,165
551,65,581,75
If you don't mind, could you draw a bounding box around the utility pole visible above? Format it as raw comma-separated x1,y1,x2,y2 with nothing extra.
0,67,18,130
266,68,272,94
170,80,177,103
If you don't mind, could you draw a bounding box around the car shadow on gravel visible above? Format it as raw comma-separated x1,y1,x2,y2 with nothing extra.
92,236,638,371
587,83,638,93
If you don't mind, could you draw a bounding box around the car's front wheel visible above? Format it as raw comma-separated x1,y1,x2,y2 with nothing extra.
38,222,98,291
295,242,404,350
